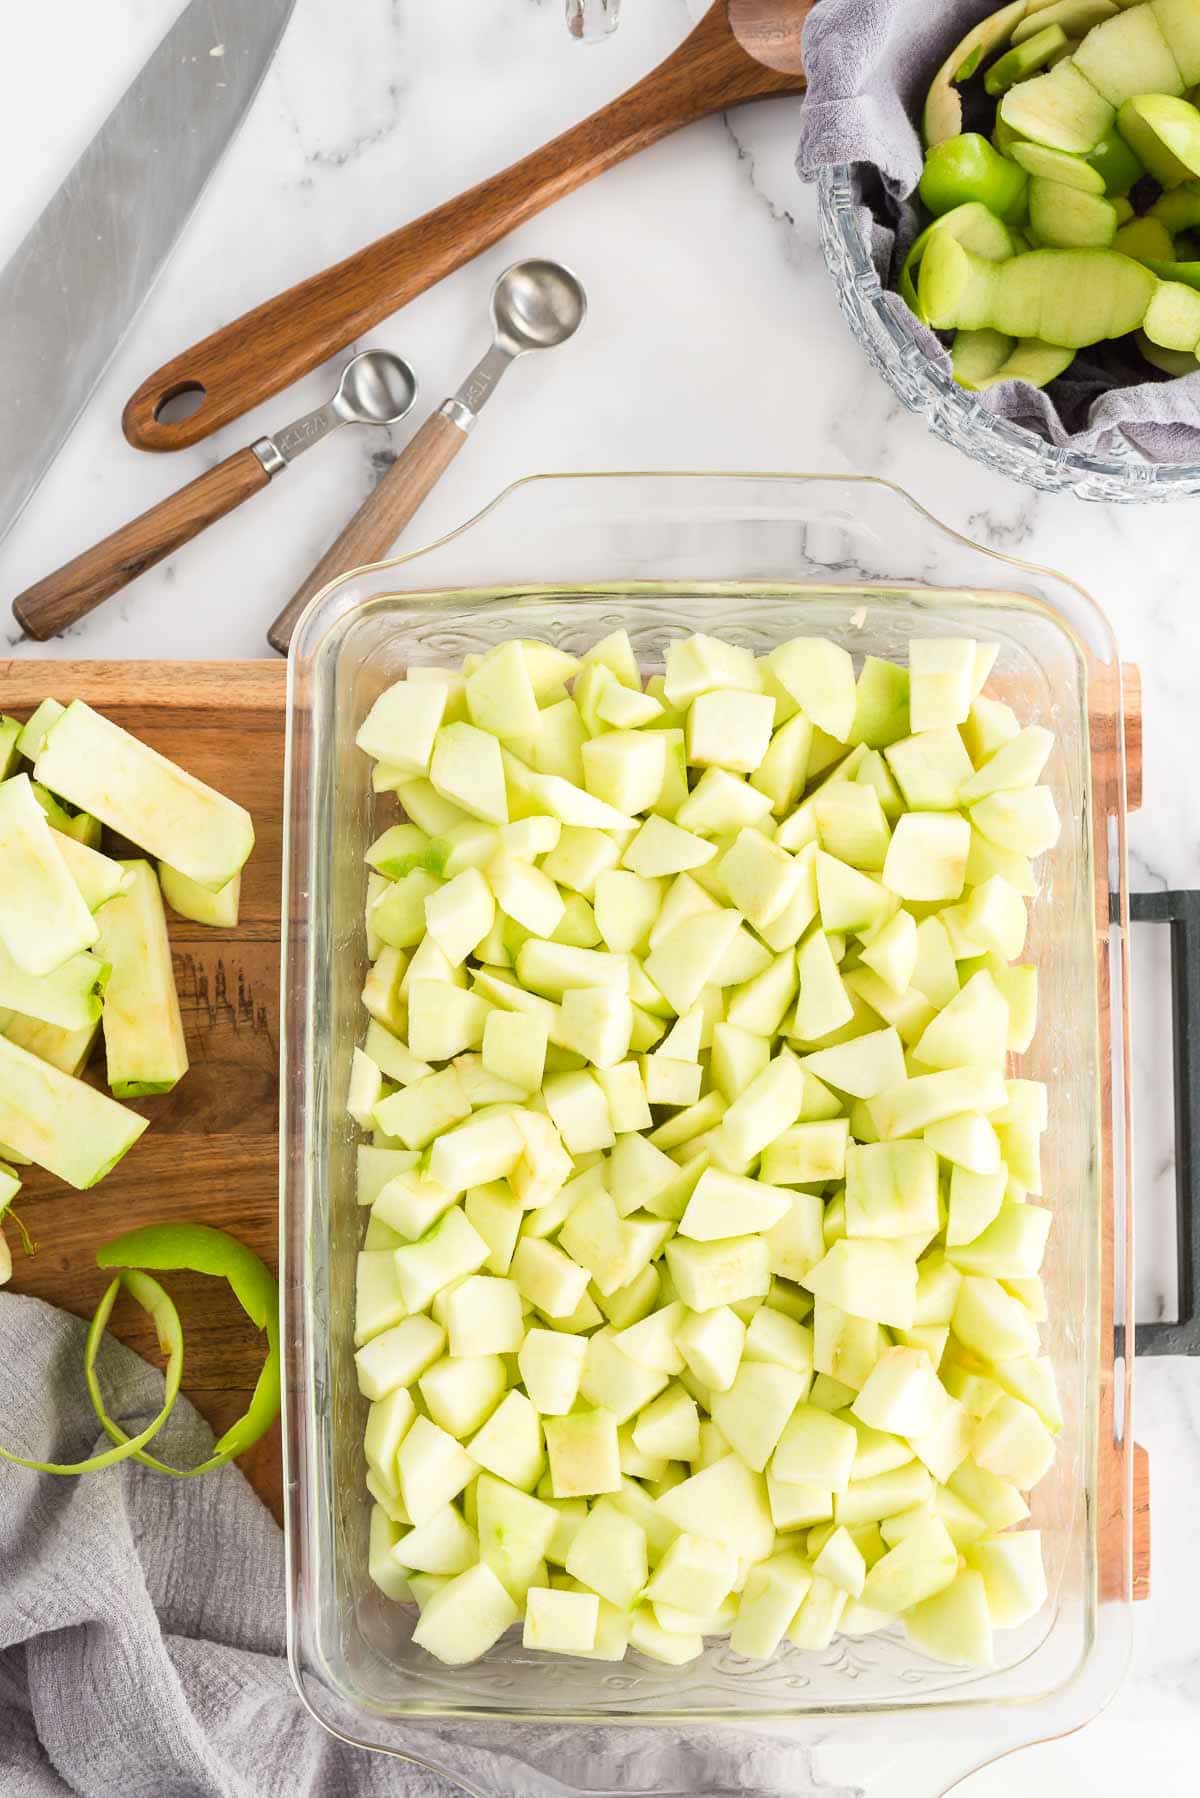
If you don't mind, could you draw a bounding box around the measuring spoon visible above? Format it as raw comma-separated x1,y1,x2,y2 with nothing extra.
266,258,587,654
12,350,418,641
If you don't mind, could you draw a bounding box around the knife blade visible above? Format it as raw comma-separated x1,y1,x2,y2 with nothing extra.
0,0,296,544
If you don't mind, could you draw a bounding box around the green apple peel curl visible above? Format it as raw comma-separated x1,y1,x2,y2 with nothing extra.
0,1223,279,1478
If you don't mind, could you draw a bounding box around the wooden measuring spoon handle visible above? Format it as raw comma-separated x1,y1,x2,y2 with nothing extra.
123,0,811,455
268,411,466,654
12,447,270,641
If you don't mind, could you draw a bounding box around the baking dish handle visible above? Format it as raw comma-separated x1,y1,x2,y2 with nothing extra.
1129,889,1200,1356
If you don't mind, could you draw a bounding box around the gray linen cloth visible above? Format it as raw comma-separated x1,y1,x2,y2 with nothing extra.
0,1293,855,1798
797,0,1200,458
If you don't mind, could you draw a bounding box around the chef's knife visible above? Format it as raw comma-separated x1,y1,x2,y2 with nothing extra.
0,0,296,545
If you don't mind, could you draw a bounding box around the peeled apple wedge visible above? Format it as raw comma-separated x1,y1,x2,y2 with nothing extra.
34,702,254,893
0,774,99,976
92,862,188,1098
0,1032,147,1189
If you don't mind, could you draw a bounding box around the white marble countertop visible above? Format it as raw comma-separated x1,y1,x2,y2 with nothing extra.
3,2,1199,1792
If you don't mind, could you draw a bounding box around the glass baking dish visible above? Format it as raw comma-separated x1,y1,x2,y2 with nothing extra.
280,473,1134,1787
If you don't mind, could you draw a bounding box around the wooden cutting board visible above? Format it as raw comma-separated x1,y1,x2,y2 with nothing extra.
1,662,286,1516
0,659,1149,1598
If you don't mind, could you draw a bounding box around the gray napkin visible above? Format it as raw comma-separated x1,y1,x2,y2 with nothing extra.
797,0,1200,460
0,1292,857,1798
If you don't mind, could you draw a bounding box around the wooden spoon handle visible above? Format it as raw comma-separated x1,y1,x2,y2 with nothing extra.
268,411,467,654
12,447,270,641
123,1,809,454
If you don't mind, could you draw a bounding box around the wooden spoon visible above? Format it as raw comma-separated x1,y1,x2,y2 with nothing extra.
122,0,811,454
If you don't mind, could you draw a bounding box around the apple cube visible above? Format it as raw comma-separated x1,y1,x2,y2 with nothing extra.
633,1383,702,1462
523,1586,600,1653
718,829,803,931
792,928,855,1042
467,1389,544,1491
760,1120,849,1187
368,1505,413,1602
421,867,493,966
646,1529,738,1615
676,1167,791,1241
804,1239,918,1330
374,1066,470,1150
851,1346,945,1437
730,1552,814,1657
860,1516,958,1614
972,1394,1055,1489
513,1327,584,1415
814,852,891,937
580,1327,670,1422
429,723,508,825
412,1561,519,1664
665,1234,770,1313
628,1609,703,1664
593,870,664,956
909,639,977,732
883,812,970,901
992,1354,1062,1434
557,988,634,1070
394,1503,479,1576
643,908,743,1016
440,1275,525,1357
812,1299,888,1392
904,1567,994,1667
813,1523,867,1597
474,1472,558,1600
543,1409,626,1495
946,1165,1007,1247
768,638,856,740
711,1361,808,1471
949,1203,1052,1280
870,1067,1007,1141
655,1454,775,1564
970,787,1060,858
566,1496,649,1609
398,1415,478,1524
835,1461,934,1527
743,1306,814,1378
391,1207,489,1312
788,1573,848,1650
953,1275,1040,1362
363,1385,417,1494
759,1193,825,1289
560,1188,670,1296
487,851,565,940
354,1247,409,1348
802,1027,907,1102
591,1062,650,1135
844,1141,939,1242
510,1238,591,1319
968,1530,1047,1626
582,730,667,815
355,1314,445,1401
771,1403,857,1491
622,814,718,880
356,678,448,773
612,1300,686,1374
675,1304,746,1392
430,1112,525,1193
418,1354,507,1439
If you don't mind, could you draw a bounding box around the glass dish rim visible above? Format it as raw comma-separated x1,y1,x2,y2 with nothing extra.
279,469,1134,1749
